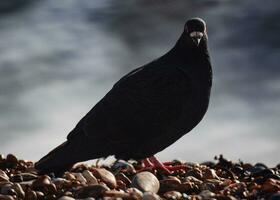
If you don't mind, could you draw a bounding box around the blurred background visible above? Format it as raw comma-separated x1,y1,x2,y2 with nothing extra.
0,0,279,166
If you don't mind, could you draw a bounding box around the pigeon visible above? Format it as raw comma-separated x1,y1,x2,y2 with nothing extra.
35,18,213,175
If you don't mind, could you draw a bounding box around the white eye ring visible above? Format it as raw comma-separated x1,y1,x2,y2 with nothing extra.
190,31,204,38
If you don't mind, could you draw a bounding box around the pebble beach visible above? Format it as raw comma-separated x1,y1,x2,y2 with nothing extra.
0,154,279,200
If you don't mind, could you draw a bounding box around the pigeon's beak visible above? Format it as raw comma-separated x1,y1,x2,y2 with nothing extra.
190,31,204,46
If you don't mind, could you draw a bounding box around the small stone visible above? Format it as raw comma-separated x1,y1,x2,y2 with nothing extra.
116,172,132,186
199,190,215,198
9,174,23,182
116,180,126,190
203,168,220,180
186,168,203,180
25,189,37,200
58,196,75,200
261,178,280,193
64,191,73,196
103,190,130,198
20,173,38,181
91,168,117,188
76,184,110,198
82,170,98,185
200,182,216,191
160,176,181,192
0,184,17,196
126,187,143,199
216,194,238,200
268,193,280,200
12,183,25,199
0,154,5,161
163,191,182,199
0,170,9,182
72,173,87,184
189,195,202,200
175,181,196,193
112,160,136,173
131,171,160,193
52,178,72,190
184,176,203,185
47,183,57,193
35,191,44,199
255,163,268,169
161,176,181,185
64,172,76,181
142,192,161,200
0,194,15,200
32,175,51,189
6,154,18,164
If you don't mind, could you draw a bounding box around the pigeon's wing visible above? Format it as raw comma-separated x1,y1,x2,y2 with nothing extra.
68,63,192,143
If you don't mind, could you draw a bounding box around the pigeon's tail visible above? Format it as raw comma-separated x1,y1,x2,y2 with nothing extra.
35,140,86,176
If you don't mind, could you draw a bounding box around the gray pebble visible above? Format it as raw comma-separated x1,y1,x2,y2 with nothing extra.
132,172,159,193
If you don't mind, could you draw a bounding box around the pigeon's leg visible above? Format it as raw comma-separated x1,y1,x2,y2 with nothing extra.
148,156,172,174
139,156,188,174
143,158,154,168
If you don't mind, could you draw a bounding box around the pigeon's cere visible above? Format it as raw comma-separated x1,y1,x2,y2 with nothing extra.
35,18,213,175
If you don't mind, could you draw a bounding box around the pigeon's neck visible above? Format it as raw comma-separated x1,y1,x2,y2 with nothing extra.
169,34,210,63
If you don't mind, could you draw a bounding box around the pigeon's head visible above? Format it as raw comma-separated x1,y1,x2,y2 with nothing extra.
184,18,207,47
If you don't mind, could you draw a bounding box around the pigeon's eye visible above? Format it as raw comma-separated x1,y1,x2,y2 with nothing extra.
189,31,203,38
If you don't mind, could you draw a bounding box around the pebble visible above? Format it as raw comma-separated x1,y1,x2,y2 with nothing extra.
142,191,161,200
73,172,87,184
6,154,18,164
160,176,181,192
103,190,131,198
82,170,98,185
12,183,25,199
58,196,75,200
126,187,143,199
32,175,51,189
0,170,9,182
0,184,17,196
19,173,38,181
269,193,280,200
91,168,117,188
25,189,37,200
132,171,160,193
261,178,280,193
0,153,279,200
0,154,5,161
186,168,203,180
116,172,132,186
112,160,136,173
76,184,110,198
0,194,15,200
203,168,220,180
199,190,215,198
163,190,182,199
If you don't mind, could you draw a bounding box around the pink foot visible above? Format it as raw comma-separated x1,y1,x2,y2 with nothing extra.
139,156,188,174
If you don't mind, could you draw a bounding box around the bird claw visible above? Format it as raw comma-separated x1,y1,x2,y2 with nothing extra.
139,156,187,175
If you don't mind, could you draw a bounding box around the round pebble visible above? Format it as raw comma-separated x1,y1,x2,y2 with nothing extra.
132,171,160,193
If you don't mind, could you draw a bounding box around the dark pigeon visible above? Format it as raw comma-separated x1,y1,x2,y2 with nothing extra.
35,18,213,175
